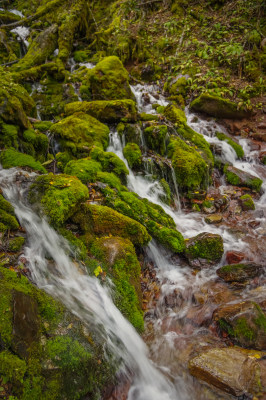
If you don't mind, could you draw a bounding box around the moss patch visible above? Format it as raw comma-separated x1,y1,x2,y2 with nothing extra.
0,149,47,173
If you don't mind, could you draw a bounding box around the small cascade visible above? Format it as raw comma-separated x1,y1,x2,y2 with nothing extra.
169,165,182,213
11,26,30,55
130,84,168,114
0,167,181,400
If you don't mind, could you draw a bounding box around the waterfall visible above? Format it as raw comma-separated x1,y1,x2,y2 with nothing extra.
0,167,181,400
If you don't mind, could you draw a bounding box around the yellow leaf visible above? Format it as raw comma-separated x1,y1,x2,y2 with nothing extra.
94,266,103,277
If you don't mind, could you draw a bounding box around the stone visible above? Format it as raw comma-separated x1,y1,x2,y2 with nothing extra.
224,165,263,192
189,347,264,397
217,262,264,283
185,232,224,268
225,251,245,264
205,214,223,224
239,194,255,210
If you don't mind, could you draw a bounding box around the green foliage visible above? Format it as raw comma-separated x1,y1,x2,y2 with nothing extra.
29,173,89,226
0,149,47,173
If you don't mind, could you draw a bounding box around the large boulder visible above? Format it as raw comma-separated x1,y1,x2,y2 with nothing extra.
190,94,251,119
224,165,263,192
185,232,224,268
50,112,110,156
214,300,266,350
189,347,265,397
65,99,137,123
217,262,264,283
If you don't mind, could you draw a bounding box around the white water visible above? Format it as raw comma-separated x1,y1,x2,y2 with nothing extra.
11,26,30,49
0,167,182,400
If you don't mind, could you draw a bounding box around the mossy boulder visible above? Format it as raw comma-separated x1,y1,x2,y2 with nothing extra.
217,263,263,283
224,166,263,192
0,122,19,149
216,131,244,158
185,232,224,268
168,137,209,191
65,99,137,123
7,236,25,252
0,202,19,232
190,94,251,119
215,301,266,350
12,24,58,72
29,173,89,227
64,158,102,183
123,143,142,169
90,237,143,331
90,146,129,178
73,203,151,246
0,266,115,399
239,194,255,210
139,112,159,122
86,56,135,101
50,112,110,156
163,104,187,125
117,122,142,146
144,125,168,155
0,67,36,128
0,149,47,173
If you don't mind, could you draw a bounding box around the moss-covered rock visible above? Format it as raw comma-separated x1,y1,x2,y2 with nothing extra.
50,112,109,156
12,24,58,72
73,203,151,246
163,104,187,125
117,122,142,146
65,99,137,123
144,124,168,156
90,146,129,178
215,131,244,158
0,266,115,399
224,166,263,192
217,263,263,283
185,232,224,268
123,143,142,169
215,301,266,350
64,158,102,183
0,148,47,173
168,137,209,191
90,237,144,331
7,236,25,252
239,194,255,210
0,122,19,149
84,56,135,101
190,94,251,119
139,112,159,122
29,173,89,226
0,67,36,128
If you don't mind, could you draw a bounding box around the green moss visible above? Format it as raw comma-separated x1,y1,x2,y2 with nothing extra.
167,77,188,97
0,123,19,149
254,304,266,331
50,112,109,156
90,237,143,331
29,173,89,227
65,100,137,123
73,203,151,246
163,104,187,126
73,50,89,63
0,209,19,230
190,93,250,119
144,125,168,155
224,166,263,192
64,158,102,183
46,336,91,368
240,194,255,210
139,113,159,122
33,121,53,132
0,149,47,173
90,147,129,177
0,194,15,214
185,232,224,262
0,350,27,385
58,228,88,261
146,221,185,253
168,137,208,191
123,143,142,168
216,131,244,158
55,152,73,171
224,166,241,185
8,237,25,252
87,56,134,100
158,179,171,205
96,171,125,191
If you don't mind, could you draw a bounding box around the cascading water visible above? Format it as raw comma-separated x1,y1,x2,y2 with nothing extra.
0,167,183,400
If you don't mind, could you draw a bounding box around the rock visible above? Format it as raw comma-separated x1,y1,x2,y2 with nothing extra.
185,232,224,268
217,262,263,283
214,301,266,350
205,214,223,224
65,99,137,123
12,291,40,358
144,124,169,155
123,143,142,169
189,347,264,396
224,165,263,192
225,251,245,264
239,194,255,210
0,148,47,174
190,94,251,119
250,131,266,142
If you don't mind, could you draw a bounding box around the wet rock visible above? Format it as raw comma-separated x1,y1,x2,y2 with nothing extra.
239,194,255,210
189,347,264,396
217,263,263,283
225,251,245,264
214,301,266,350
224,165,263,192
250,131,266,142
12,291,40,358
185,232,224,268
205,214,223,224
